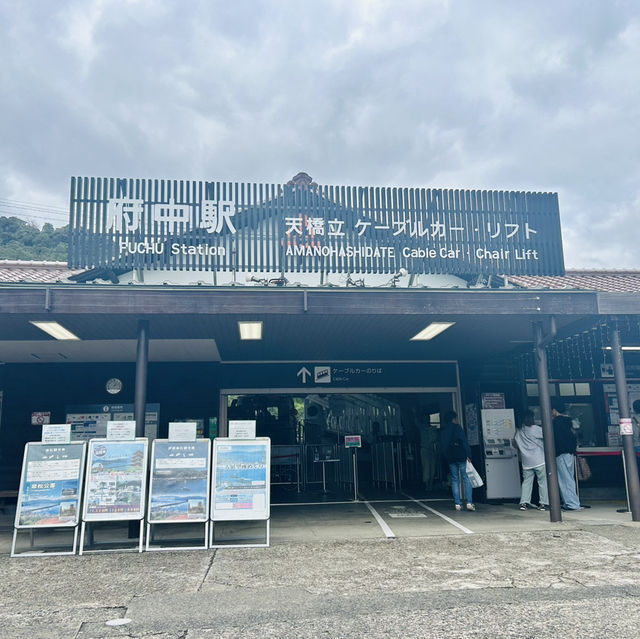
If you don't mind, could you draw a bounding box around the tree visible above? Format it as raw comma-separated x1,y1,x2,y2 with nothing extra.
0,217,68,261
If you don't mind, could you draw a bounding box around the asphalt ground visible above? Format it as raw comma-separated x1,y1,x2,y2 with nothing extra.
1,497,640,638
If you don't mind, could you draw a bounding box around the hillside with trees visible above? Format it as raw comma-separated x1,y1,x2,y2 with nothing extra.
0,217,68,261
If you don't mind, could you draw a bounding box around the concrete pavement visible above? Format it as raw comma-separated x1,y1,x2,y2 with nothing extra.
1,499,640,638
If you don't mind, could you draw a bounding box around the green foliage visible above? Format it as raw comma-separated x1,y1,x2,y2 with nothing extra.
0,217,68,261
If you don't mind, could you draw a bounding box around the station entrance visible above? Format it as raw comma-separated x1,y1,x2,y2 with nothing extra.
224,390,459,503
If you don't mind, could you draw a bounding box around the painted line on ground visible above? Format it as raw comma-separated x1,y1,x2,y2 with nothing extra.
363,500,396,539
272,500,360,507
272,498,449,507
402,493,474,535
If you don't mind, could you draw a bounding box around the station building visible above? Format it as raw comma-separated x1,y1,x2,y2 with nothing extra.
1,173,639,511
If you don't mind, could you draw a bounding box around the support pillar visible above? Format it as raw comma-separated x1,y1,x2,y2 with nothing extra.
610,320,640,521
134,319,149,438
535,321,562,523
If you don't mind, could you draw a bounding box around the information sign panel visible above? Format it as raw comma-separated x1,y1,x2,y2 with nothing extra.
107,420,136,440
148,439,211,523
15,442,85,528
228,420,256,439
83,438,148,521
211,438,270,521
168,422,198,441
344,435,362,448
42,423,72,444
31,411,51,426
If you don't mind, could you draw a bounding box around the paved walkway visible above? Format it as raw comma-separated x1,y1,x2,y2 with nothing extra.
1,500,639,638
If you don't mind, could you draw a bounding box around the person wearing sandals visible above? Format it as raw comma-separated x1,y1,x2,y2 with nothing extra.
439,410,475,511
514,409,548,511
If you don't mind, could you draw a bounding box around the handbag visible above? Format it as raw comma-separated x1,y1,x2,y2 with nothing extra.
466,460,484,488
576,456,592,481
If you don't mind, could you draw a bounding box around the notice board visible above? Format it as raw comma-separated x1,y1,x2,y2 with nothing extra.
211,438,270,521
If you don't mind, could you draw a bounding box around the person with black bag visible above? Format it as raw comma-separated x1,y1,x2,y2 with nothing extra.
439,410,475,511
552,401,583,511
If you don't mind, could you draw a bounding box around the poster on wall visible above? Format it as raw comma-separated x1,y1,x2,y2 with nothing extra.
464,404,480,446
148,439,211,523
66,404,160,442
211,438,270,521
481,393,506,410
603,383,640,446
83,439,148,521
15,442,86,528
67,413,109,442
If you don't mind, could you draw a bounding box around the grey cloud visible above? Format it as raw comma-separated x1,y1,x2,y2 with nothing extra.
1,0,639,268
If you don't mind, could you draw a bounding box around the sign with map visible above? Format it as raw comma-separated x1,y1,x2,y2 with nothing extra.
15,442,85,528
148,439,210,523
211,438,270,521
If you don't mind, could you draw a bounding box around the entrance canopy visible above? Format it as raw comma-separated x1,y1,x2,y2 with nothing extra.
0,280,634,365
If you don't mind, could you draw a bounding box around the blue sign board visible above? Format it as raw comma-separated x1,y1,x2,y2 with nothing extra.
15,443,86,528
148,439,210,523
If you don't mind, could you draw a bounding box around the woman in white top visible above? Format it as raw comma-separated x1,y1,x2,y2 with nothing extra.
514,410,549,511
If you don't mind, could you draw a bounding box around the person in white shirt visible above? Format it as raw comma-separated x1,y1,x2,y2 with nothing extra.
514,410,548,511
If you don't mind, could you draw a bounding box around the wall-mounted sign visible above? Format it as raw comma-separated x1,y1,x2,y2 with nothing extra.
15,442,86,528
66,403,160,442
344,435,362,448
481,393,506,410
69,177,564,276
221,361,459,390
31,411,51,426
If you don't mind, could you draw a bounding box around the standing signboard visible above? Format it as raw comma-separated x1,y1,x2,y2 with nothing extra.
80,438,148,554
83,439,148,521
147,439,211,551
211,438,270,548
12,442,86,556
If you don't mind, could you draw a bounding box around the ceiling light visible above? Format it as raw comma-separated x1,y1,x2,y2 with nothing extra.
238,321,263,340
30,321,80,341
410,322,455,341
603,346,640,351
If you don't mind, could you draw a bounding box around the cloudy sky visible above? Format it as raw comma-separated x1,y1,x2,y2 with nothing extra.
1,0,639,269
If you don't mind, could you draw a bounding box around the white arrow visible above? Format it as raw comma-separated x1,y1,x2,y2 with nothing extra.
297,366,311,383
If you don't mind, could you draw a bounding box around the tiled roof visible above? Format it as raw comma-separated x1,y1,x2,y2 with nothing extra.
508,271,640,293
1,260,640,292
0,260,82,283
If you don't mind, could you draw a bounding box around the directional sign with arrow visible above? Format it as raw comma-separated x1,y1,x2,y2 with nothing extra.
297,367,311,383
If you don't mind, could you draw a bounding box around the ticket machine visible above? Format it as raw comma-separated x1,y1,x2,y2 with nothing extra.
481,408,521,499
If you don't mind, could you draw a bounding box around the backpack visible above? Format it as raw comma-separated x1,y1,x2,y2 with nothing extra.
445,427,467,462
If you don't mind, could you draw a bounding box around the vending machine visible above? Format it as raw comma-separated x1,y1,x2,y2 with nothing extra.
481,408,521,500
